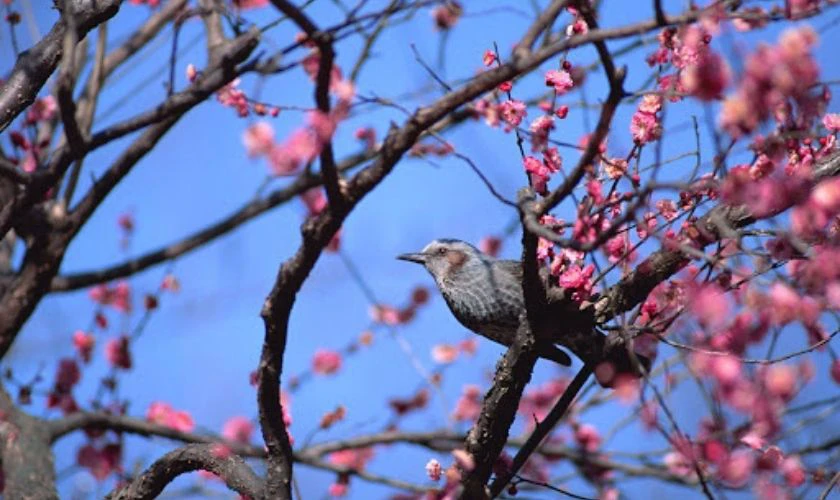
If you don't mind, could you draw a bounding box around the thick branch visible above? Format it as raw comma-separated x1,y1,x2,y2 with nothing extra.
0,0,121,132
0,385,57,499
107,443,263,500
488,364,593,496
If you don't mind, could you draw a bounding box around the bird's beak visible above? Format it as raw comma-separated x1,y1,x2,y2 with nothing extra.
397,252,427,264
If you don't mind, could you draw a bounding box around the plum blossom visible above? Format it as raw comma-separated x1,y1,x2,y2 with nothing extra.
242,122,275,157
146,402,195,433
77,443,122,481
574,423,602,452
105,336,132,370
312,349,342,375
431,344,459,364
630,109,662,144
824,113,840,132
73,331,95,363
233,0,268,9
452,385,482,422
681,50,730,101
330,447,374,470
544,69,574,94
720,27,821,137
431,1,462,30
482,49,496,67
425,459,442,481
222,416,254,444
499,99,527,129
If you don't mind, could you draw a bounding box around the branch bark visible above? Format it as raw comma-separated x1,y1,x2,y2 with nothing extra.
0,0,121,132
107,443,263,500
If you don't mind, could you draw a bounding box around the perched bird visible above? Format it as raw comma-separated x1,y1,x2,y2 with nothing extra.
398,238,650,387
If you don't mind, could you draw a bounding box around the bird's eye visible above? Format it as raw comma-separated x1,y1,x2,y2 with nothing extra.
437,247,447,256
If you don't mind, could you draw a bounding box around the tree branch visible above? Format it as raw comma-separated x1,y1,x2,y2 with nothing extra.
488,364,593,496
268,0,344,211
107,443,263,500
0,384,57,499
0,0,121,132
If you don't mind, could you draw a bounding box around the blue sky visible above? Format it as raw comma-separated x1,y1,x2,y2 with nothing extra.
3,0,840,498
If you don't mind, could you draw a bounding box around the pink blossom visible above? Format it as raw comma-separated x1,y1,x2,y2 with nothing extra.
811,178,840,213
330,447,374,470
479,236,502,257
327,482,348,497
482,50,496,67
640,401,658,431
604,234,635,264
767,283,801,326
307,111,337,143
630,110,662,144
498,100,527,129
55,358,81,393
146,402,195,433
369,304,402,325
710,355,742,387
681,50,730,101
233,0,268,9
544,69,574,94
717,449,754,488
543,147,562,172
823,113,840,132
73,330,95,363
301,188,327,217
211,443,232,459
780,456,806,487
452,449,475,472
602,157,627,179
312,349,342,375
664,451,698,480
431,344,459,364
25,96,57,124
757,446,784,470
242,122,275,157
763,364,797,401
638,94,663,114
222,416,254,444
832,359,840,385
557,264,595,302
574,423,602,452
216,78,249,117
77,443,122,481
452,385,482,422
690,284,729,329
459,338,477,355
425,459,442,481
519,379,568,422
600,487,620,500
185,63,198,82
104,336,132,370
528,115,554,151
523,155,552,194
431,2,462,30
354,127,376,150
720,27,820,137
331,78,355,102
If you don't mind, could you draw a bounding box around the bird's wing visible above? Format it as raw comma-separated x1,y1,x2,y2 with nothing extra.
494,259,523,280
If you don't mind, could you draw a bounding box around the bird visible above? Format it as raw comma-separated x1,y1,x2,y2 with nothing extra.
397,238,651,387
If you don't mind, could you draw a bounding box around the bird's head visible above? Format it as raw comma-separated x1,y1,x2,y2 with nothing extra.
397,239,486,283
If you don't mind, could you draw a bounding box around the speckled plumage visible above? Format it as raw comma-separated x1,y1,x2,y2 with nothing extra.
398,240,572,366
